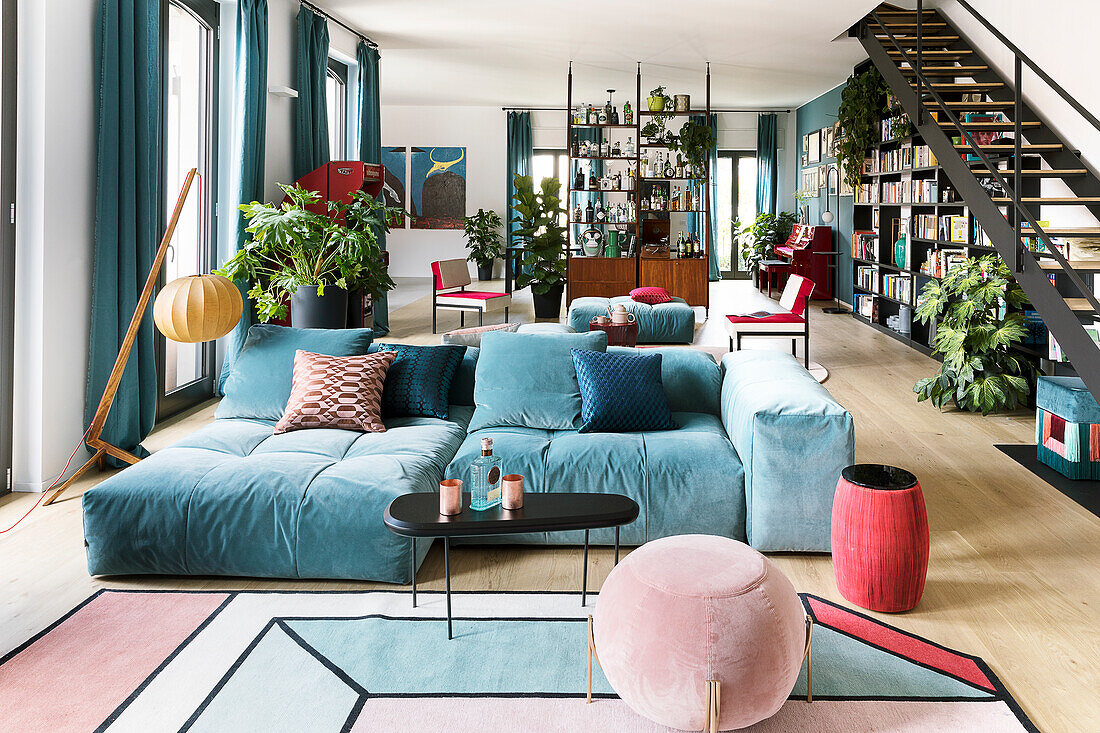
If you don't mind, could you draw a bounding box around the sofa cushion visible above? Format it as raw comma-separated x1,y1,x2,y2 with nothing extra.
630,286,672,305
572,349,677,433
217,325,375,421
608,347,721,416
376,343,467,419
446,411,746,546
82,407,472,582
440,322,520,347
469,330,608,432
274,349,395,434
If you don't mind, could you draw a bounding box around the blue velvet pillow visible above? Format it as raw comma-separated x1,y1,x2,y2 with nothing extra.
469,330,608,431
375,343,467,419
216,325,374,421
571,349,678,433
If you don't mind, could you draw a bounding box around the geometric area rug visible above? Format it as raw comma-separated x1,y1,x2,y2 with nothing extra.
0,590,1037,732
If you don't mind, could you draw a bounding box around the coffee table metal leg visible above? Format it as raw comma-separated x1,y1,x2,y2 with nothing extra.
444,536,453,640
614,526,620,565
582,529,590,607
411,537,417,608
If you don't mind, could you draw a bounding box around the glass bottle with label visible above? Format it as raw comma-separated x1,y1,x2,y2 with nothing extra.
595,202,606,222
573,203,582,222
612,140,622,157
600,139,610,157
623,101,633,125
585,200,594,222
470,437,503,511
624,137,634,157
574,166,585,191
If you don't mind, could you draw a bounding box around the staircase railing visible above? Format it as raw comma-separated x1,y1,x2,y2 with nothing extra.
869,9,1100,316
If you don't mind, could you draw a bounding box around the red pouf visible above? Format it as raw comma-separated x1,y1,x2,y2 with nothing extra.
831,464,929,613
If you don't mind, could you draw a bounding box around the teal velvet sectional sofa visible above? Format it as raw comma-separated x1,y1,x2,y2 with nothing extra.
82,327,854,583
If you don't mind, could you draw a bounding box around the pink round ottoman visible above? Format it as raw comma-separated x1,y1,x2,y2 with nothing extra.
593,535,807,731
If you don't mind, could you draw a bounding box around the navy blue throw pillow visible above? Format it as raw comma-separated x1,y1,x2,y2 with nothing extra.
376,343,467,419
571,349,677,433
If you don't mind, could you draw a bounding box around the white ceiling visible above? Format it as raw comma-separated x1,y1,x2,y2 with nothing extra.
319,0,883,108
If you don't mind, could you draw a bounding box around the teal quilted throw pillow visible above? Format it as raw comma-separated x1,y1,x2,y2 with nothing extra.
571,349,678,433
375,343,467,419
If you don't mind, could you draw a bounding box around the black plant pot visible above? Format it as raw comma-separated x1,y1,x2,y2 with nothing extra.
477,263,494,281
531,283,564,319
290,285,349,329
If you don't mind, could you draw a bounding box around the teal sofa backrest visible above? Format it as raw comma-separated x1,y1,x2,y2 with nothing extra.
449,345,721,417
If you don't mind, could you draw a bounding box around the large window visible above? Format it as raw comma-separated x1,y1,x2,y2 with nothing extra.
159,0,218,419
0,0,13,491
715,151,758,278
327,60,348,160
532,149,569,230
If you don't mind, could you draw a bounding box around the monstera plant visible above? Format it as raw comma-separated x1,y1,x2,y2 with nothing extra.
914,255,1036,414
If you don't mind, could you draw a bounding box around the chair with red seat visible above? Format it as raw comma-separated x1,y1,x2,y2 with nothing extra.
431,259,511,333
725,275,815,368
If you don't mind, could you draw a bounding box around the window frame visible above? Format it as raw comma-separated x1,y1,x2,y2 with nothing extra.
327,58,349,160
156,0,220,421
0,0,15,492
532,148,569,231
718,149,758,280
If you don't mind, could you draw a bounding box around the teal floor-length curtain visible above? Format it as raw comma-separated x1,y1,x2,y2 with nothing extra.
756,113,778,216
506,111,533,261
218,0,268,391
358,41,389,336
87,0,161,462
294,6,329,180
706,113,720,281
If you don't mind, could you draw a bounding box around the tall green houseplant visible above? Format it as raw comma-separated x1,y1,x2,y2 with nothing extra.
511,175,567,317
734,211,797,276
463,208,504,281
914,255,1036,414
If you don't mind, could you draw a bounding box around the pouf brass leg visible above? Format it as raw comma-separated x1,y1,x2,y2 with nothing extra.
587,614,603,703
703,680,721,732
804,614,815,703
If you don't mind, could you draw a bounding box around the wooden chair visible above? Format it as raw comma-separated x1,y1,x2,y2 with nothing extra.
431,259,511,333
725,275,815,368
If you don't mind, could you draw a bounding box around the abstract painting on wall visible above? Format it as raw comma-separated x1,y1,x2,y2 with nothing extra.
408,147,466,229
381,147,407,228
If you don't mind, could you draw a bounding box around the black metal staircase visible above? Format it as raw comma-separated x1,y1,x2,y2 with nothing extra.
852,2,1100,403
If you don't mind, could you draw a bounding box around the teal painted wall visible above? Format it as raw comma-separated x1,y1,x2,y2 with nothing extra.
796,83,853,305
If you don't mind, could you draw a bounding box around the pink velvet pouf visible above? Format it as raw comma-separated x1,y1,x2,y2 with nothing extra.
593,535,806,731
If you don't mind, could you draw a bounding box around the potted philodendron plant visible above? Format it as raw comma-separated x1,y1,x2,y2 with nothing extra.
914,255,1036,414
218,183,402,329
463,208,504,281
733,211,798,277
511,175,568,319
670,119,715,172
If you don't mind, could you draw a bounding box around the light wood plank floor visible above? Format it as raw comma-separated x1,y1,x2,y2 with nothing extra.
1,280,1097,732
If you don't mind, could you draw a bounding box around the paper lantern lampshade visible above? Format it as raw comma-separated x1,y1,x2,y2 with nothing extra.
153,274,243,343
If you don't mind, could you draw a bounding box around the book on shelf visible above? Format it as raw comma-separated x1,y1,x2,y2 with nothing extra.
920,248,966,278
855,294,878,320
855,183,879,203
856,264,879,292
913,145,937,168
852,230,878,261
914,214,937,240
881,272,913,304
1049,322,1100,362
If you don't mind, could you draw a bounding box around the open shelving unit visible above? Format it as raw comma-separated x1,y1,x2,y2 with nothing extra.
565,63,711,309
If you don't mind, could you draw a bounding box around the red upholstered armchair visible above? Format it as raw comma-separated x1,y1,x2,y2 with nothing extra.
725,275,815,368
431,259,511,333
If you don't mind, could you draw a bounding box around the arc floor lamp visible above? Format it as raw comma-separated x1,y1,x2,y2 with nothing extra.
819,164,849,315
44,168,242,505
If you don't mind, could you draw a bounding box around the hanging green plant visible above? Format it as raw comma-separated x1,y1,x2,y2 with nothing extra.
913,255,1036,415
836,68,890,189
669,120,714,170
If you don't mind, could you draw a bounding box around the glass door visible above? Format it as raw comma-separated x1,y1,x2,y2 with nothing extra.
0,0,14,492
158,0,218,420
716,151,757,279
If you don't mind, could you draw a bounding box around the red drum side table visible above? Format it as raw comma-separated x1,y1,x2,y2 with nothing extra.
831,464,929,613
589,319,638,347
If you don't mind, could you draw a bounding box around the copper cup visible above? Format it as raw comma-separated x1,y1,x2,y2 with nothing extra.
439,479,462,515
502,474,524,510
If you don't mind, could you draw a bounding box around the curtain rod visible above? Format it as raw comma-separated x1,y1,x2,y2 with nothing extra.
501,106,792,113
300,0,378,48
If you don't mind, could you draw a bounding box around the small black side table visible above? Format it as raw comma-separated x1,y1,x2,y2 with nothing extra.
383,491,640,639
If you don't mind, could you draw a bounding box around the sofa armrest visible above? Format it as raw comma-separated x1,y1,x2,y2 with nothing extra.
720,351,854,552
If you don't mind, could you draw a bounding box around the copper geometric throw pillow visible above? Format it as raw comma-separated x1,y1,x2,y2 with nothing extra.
273,349,397,435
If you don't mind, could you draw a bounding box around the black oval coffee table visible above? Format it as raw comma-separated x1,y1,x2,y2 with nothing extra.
383,491,639,639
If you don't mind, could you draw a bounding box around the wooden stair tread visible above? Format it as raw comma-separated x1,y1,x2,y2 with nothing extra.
974,169,1088,177
876,22,949,28
942,121,1042,129
912,82,1005,89
940,101,1017,109
1063,298,1095,311
901,66,990,74
1040,261,1100,271
993,196,1100,204
1022,227,1100,236
877,35,961,42
887,49,973,56
953,144,1063,150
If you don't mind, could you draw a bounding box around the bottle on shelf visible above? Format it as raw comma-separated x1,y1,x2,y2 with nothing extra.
588,166,597,189
665,156,675,178
671,232,681,259
604,90,614,125
624,137,634,156
585,200,594,223
641,152,650,178
599,139,609,157
470,437,503,511
612,140,622,157
626,163,636,190
623,101,633,125
573,203,582,222
675,155,684,179
595,202,606,222
611,106,619,125
574,166,585,191
571,134,579,157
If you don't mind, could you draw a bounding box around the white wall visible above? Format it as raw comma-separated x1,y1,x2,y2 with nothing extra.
12,0,96,491
937,0,1100,227
379,106,505,278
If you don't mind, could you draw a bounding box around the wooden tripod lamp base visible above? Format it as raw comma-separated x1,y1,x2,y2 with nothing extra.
44,168,242,505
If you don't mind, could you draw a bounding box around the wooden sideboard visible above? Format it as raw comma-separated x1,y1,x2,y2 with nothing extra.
639,258,708,307
566,257,638,302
